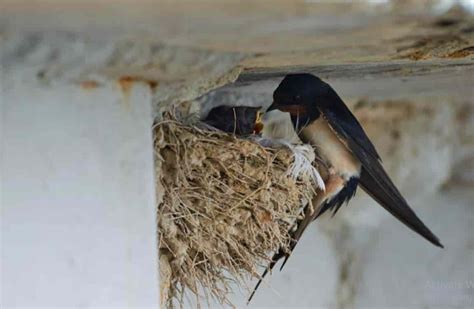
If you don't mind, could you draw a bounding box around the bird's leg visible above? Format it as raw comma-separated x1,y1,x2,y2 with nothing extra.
320,173,345,205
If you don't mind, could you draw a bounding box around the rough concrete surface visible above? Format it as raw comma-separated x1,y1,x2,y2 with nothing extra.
1,1,473,308
1,81,158,306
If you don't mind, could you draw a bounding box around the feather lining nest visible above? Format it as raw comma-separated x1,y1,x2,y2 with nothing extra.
154,119,323,307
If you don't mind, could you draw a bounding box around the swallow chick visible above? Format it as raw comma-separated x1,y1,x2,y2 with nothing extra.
202,105,262,136
249,73,443,302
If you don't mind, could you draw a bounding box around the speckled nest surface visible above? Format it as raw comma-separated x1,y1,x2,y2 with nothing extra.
154,120,315,307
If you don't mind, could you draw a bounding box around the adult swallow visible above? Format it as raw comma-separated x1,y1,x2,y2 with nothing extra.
248,73,442,301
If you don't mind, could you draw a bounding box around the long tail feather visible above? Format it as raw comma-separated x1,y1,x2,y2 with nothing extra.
248,191,327,302
359,168,443,248
247,249,285,303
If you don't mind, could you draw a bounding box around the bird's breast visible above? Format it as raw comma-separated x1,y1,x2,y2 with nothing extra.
300,117,361,179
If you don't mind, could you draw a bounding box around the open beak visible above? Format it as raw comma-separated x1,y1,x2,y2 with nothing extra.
254,111,264,134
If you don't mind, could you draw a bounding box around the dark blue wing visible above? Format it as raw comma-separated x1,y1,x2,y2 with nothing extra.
319,87,443,248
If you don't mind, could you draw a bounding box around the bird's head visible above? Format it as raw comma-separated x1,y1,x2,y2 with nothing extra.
266,73,326,128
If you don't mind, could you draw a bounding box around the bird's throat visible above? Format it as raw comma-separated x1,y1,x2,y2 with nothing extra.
290,106,320,130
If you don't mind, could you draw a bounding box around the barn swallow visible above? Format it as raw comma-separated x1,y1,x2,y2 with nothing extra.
249,73,443,301
202,105,261,136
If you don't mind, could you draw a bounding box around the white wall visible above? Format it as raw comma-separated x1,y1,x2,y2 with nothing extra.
1,80,159,307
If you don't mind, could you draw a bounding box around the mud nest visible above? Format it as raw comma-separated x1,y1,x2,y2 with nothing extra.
154,119,318,307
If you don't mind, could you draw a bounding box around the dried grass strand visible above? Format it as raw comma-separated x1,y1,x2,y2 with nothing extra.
155,120,317,308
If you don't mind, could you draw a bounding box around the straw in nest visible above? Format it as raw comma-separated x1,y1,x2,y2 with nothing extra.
154,120,320,307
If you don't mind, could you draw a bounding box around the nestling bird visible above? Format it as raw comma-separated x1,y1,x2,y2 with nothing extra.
249,73,443,301
202,105,262,136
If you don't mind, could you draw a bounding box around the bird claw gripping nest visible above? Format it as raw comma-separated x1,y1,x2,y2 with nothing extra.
154,119,320,308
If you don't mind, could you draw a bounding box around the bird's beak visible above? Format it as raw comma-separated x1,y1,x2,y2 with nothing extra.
266,102,279,112
254,111,264,134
